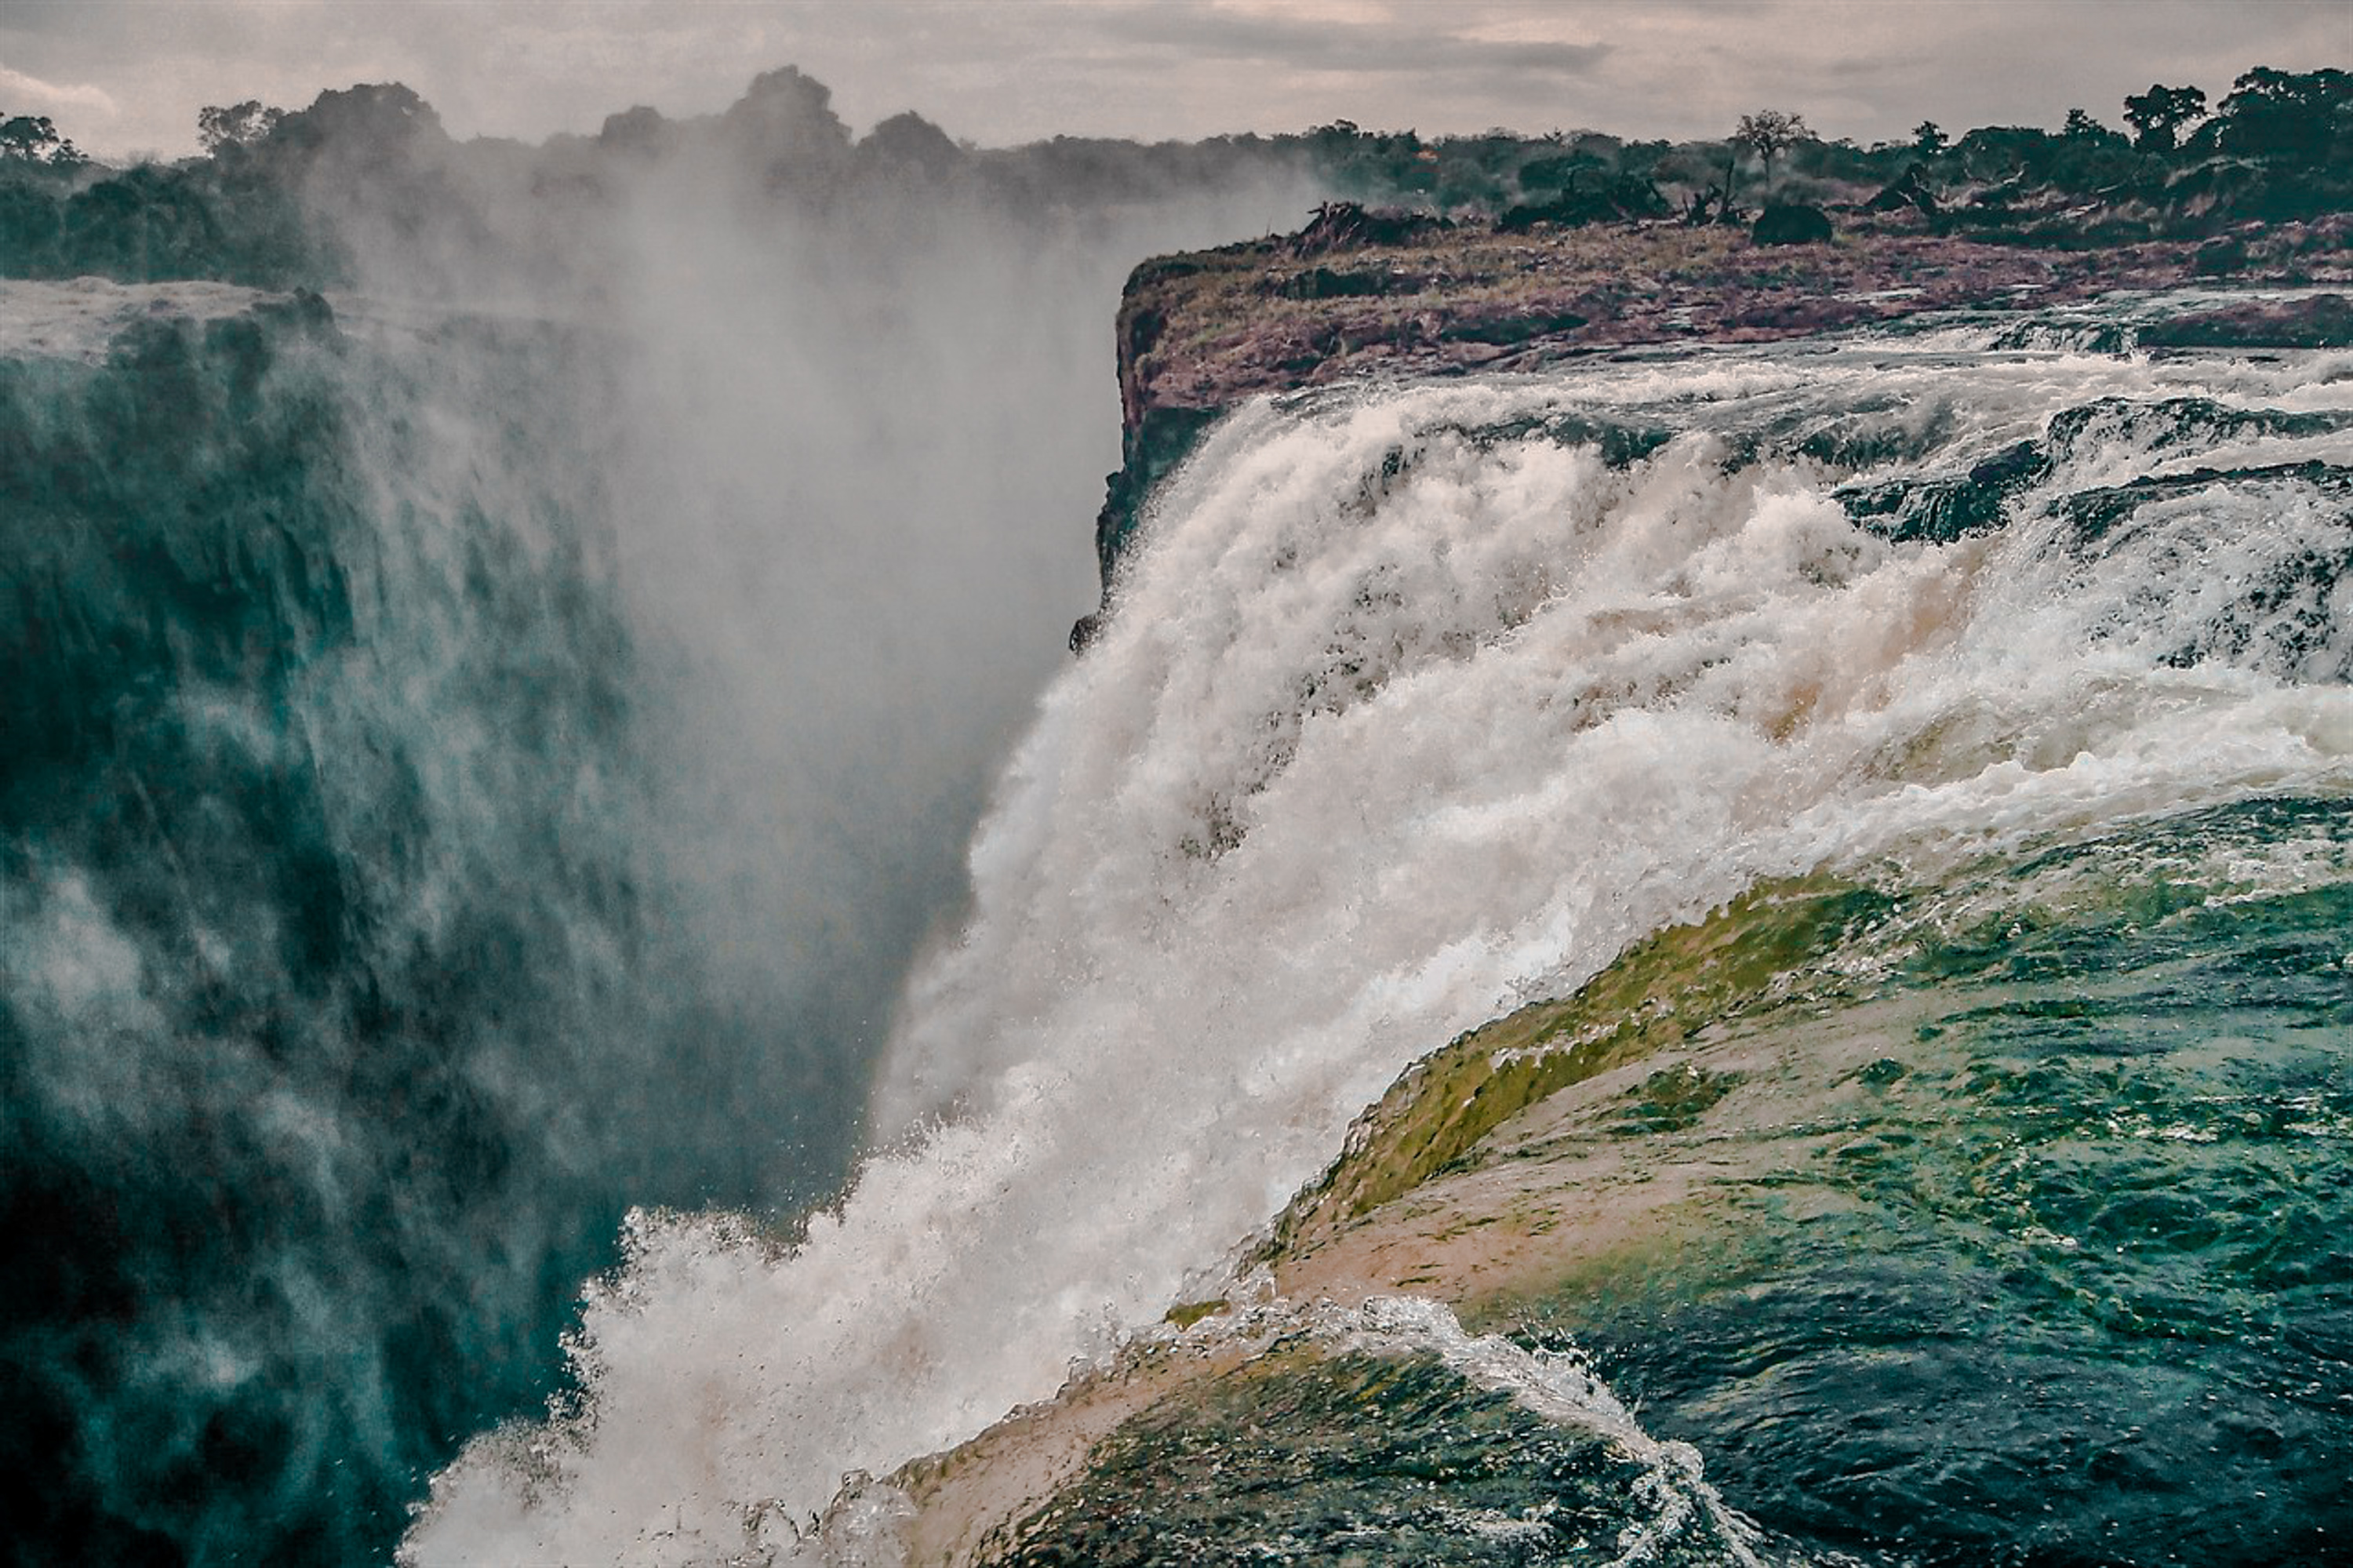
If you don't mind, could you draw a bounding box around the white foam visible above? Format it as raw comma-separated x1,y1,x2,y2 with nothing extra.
1330,1295,1763,1567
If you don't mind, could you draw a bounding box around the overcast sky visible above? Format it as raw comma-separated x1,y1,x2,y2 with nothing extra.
3,0,2345,162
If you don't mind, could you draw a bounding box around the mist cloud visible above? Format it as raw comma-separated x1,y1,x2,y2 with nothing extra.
0,60,1331,1562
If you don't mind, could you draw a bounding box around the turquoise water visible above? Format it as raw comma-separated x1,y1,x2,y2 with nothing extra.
1517,801,2353,1565
985,1348,1761,1566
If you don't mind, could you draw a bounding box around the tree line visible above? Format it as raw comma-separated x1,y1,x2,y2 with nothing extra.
0,65,2344,288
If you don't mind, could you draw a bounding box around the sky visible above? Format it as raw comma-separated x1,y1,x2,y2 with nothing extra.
2,0,2346,162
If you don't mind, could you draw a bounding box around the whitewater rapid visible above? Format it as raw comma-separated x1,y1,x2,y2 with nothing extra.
406,307,2353,1564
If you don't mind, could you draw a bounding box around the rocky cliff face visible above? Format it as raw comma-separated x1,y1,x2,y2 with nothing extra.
1083,206,2353,618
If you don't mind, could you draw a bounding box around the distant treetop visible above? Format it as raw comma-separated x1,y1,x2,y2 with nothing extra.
0,112,85,166
2122,83,2207,152
1733,109,1811,190
198,101,285,154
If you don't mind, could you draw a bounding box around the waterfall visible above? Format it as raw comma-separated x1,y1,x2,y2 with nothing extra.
404,305,2353,1563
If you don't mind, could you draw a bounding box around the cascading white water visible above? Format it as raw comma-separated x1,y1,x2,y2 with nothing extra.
404,313,2353,1565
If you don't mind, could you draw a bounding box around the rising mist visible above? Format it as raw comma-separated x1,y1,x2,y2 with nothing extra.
0,64,1319,1563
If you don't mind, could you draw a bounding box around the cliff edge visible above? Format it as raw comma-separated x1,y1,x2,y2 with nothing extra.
1081,203,2352,637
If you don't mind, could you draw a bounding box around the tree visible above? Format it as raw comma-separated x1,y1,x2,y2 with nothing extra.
1912,121,1948,157
198,100,285,154
2207,67,2351,161
857,111,966,181
2122,83,2206,153
0,113,62,161
270,82,443,154
2062,107,2104,140
598,104,671,155
1734,109,1810,191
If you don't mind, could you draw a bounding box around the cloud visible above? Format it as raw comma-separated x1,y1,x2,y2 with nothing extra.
1095,1,1610,79
6,0,2351,160
0,61,119,118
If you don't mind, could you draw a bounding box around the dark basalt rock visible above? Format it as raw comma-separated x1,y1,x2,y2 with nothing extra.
1285,200,1452,256
1089,403,1224,599
1440,309,1589,347
1837,438,2052,544
2060,459,2353,547
2192,235,2251,275
1752,203,1834,246
1497,173,1669,232
1267,265,1417,300
1865,166,1941,216
1081,203,2350,640
2137,292,2353,349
